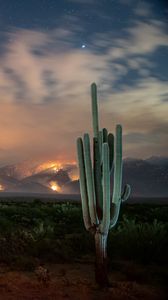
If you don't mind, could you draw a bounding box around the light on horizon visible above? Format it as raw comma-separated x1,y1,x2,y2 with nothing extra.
0,184,4,191
50,181,61,192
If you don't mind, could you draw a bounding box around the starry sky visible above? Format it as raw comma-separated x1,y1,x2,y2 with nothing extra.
0,0,167,166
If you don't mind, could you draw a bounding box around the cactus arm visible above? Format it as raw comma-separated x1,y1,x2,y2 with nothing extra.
83,133,98,225
108,133,114,172
98,130,103,159
122,184,131,202
101,128,108,164
77,137,92,230
112,124,122,204
102,128,108,143
110,203,121,228
93,137,103,217
110,185,131,229
100,143,111,234
91,83,99,138
110,125,122,228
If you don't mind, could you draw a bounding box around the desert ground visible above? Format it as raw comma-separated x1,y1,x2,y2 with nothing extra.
0,260,167,300
0,200,167,299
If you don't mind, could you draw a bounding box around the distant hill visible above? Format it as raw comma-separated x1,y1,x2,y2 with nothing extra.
20,169,71,191
0,175,19,191
0,160,43,179
123,158,168,197
146,156,168,167
62,157,168,197
0,157,167,197
62,180,80,194
14,181,52,194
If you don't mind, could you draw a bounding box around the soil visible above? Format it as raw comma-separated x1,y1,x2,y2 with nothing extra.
0,260,167,300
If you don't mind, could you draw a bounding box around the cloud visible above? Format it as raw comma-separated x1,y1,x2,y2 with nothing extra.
0,16,167,163
160,93,168,103
1,18,167,104
107,20,168,61
0,28,107,104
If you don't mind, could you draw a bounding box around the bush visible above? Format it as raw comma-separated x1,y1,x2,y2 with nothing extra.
0,202,167,267
108,217,168,264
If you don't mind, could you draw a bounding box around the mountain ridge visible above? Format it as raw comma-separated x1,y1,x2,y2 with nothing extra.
0,156,167,197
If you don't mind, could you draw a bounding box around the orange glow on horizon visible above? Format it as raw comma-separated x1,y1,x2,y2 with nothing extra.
50,181,61,192
35,160,76,174
70,174,79,181
32,161,63,175
0,184,4,191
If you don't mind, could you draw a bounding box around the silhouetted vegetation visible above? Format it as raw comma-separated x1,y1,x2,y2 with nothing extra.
0,201,167,271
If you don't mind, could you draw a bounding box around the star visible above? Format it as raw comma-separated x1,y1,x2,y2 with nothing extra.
81,44,86,48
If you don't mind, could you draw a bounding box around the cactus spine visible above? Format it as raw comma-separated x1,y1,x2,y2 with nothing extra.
76,83,131,286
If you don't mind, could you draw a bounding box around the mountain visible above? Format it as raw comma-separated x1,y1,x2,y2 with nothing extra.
62,180,80,194
146,156,168,167
0,160,42,179
13,181,52,194
0,160,63,179
54,157,168,197
0,161,70,193
0,157,167,197
0,175,19,191
20,168,71,192
66,157,168,197
123,158,168,197
49,169,71,186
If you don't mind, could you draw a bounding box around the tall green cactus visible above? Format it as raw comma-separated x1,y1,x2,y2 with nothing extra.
76,83,131,286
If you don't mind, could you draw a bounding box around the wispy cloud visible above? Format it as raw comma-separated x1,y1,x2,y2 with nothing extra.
0,15,167,163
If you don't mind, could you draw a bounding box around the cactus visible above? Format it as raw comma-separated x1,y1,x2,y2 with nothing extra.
76,83,131,286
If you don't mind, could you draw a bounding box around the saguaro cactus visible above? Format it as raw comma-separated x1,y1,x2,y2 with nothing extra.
76,83,131,286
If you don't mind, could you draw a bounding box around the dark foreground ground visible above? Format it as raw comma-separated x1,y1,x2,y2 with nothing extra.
0,260,167,300
0,200,167,299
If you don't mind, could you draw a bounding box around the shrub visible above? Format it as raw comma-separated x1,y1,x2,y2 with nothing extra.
108,217,168,264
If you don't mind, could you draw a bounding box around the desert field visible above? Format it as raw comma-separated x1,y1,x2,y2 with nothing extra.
0,199,167,299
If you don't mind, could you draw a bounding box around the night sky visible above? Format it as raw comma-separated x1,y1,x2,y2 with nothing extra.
0,0,168,166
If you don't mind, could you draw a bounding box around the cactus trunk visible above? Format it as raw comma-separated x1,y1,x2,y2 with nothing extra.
95,232,109,286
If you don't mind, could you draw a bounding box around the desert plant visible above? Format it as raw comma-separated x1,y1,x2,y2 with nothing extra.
109,217,168,263
76,83,131,286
